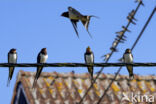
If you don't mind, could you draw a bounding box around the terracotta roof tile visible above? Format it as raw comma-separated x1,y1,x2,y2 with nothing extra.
11,70,156,103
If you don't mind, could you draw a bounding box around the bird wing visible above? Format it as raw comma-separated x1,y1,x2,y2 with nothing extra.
33,53,42,88
70,19,79,38
81,16,92,38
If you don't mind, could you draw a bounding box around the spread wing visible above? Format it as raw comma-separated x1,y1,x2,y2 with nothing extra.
70,19,79,38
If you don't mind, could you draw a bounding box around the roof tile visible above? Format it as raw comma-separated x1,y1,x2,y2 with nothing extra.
11,70,156,103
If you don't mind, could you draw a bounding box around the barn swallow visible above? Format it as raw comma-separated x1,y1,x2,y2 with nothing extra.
115,38,125,43
128,10,137,21
135,0,144,6
101,53,111,61
7,48,17,86
61,6,97,38
123,49,134,79
122,26,131,32
112,40,118,47
84,46,94,82
110,47,118,52
127,16,136,25
115,31,127,38
33,48,48,88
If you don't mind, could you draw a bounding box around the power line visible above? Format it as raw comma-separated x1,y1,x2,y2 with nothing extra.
78,1,143,104
0,63,156,67
97,6,156,104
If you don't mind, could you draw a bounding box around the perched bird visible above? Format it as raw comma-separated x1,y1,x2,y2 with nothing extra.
128,10,137,21
122,26,131,32
123,49,134,79
101,53,111,61
135,0,144,6
33,48,48,88
61,6,97,38
84,46,94,82
127,16,136,25
7,48,17,86
115,38,125,43
112,40,118,47
110,47,118,52
116,31,127,38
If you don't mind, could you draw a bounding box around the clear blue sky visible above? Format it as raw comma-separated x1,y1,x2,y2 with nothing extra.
0,0,156,103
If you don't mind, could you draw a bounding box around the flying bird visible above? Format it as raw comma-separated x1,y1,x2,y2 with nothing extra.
33,48,48,88
84,46,94,82
123,49,134,79
61,6,97,38
7,48,17,86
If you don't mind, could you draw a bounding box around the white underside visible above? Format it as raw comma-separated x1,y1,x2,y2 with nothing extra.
40,54,48,63
124,53,133,63
9,54,17,63
85,54,94,64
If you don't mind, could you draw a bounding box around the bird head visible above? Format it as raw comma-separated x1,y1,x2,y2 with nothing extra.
125,48,131,53
86,46,91,53
41,48,47,54
10,48,16,53
68,6,74,11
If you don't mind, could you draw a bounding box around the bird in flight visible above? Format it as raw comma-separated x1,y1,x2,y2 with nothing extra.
84,46,94,82
123,49,134,79
33,48,48,88
61,6,98,38
7,48,17,86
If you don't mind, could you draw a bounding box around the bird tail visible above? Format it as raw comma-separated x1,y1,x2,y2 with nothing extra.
32,67,43,88
126,65,134,80
88,66,94,82
81,15,98,38
7,67,14,87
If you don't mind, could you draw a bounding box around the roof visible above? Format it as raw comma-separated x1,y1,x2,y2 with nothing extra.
11,70,156,104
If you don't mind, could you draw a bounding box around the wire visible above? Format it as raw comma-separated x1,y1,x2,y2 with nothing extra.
97,6,156,104
78,1,143,104
0,63,156,67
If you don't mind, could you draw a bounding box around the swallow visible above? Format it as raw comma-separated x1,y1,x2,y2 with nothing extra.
129,10,137,21
122,26,131,32
127,16,136,25
123,49,134,79
116,35,126,41
115,31,127,38
110,47,118,52
61,6,98,38
33,48,48,88
112,40,118,47
7,48,17,86
135,0,144,6
115,38,125,43
101,53,111,61
84,46,94,82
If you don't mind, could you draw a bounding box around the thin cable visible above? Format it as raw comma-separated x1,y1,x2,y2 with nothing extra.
0,63,156,67
97,6,156,104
